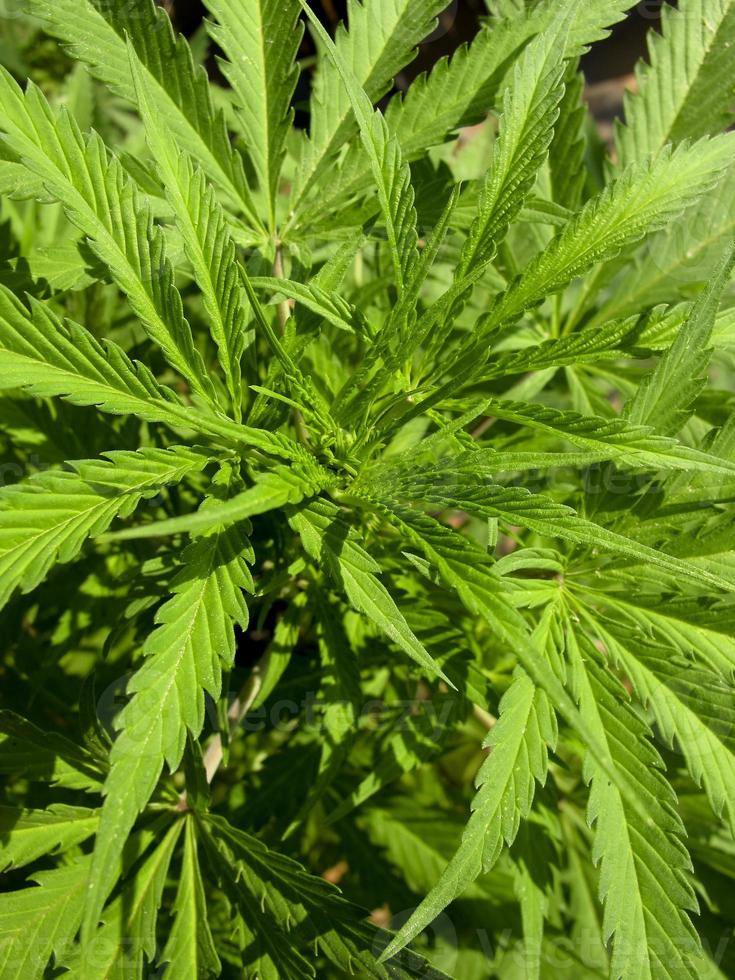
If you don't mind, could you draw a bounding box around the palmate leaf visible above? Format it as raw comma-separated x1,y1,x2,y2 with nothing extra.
616,0,735,166
0,70,216,405
0,446,215,611
591,164,735,325
298,2,419,293
473,135,735,340
0,712,104,793
456,9,570,278
26,0,263,233
204,0,302,226
0,860,89,980
470,396,735,475
159,818,220,980
548,62,587,211
293,20,517,228
303,0,632,227
129,45,248,418
360,498,602,754
289,496,453,686
290,0,446,213
382,665,555,958
394,0,629,160
4,2,735,975
567,630,704,980
82,520,253,940
105,458,336,541
353,498,639,841
201,813,451,980
625,243,735,434
477,314,643,380
0,805,98,871
0,286,312,461
361,463,735,593
589,613,735,840
67,821,183,979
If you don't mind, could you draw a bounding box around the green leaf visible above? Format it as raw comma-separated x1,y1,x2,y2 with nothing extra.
361,464,735,593
567,631,703,980
298,1,420,293
201,812,451,980
291,0,446,212
129,44,248,417
0,805,98,871
616,0,735,165
71,821,183,978
456,11,570,277
0,70,216,404
204,0,302,225
0,285,309,459
477,136,735,337
105,459,335,541
159,817,220,979
239,262,337,434
250,275,369,335
593,615,735,840
350,500,634,835
0,446,214,610
382,666,554,959
586,580,735,678
26,0,264,232
0,713,104,792
82,521,253,940
0,710,104,793
548,63,587,210
477,314,642,381
625,243,735,434
0,860,89,980
305,0,631,226
472,395,735,474
0,287,195,427
289,497,454,687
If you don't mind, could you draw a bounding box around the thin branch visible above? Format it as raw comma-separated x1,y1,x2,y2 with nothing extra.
202,649,273,784
273,242,310,444
272,243,291,336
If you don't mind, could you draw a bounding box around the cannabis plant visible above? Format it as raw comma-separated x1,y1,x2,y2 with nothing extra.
1,0,735,975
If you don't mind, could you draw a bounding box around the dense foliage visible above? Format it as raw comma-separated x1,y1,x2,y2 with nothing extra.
1,0,735,976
